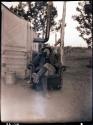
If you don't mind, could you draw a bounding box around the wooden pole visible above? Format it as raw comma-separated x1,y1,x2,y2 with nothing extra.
60,1,66,65
55,31,57,44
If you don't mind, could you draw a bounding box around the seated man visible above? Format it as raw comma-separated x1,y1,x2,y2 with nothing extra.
32,47,56,96
27,48,47,83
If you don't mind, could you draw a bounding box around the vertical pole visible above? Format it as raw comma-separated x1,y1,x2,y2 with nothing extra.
60,1,66,65
26,22,29,79
27,2,32,61
46,1,53,38
19,2,23,17
55,31,57,44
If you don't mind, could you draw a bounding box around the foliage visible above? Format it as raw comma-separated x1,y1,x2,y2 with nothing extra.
10,2,57,36
72,1,92,47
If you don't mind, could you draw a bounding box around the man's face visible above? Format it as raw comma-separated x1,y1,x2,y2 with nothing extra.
43,49,50,57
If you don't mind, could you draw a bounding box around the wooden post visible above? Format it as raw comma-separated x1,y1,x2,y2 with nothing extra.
60,1,66,65
55,31,57,44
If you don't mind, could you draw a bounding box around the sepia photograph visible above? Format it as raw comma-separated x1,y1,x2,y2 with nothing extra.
1,1,92,124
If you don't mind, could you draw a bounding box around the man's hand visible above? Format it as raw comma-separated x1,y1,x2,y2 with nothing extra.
32,73,39,84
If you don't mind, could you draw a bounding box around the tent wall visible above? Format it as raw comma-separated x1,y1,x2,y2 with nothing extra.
1,4,38,79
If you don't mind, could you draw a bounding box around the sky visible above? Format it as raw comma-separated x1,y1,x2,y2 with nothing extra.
2,1,88,47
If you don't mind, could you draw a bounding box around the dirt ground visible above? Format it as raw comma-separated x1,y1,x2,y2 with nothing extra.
1,47,92,123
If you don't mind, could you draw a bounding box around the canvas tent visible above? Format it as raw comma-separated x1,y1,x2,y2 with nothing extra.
1,4,38,79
